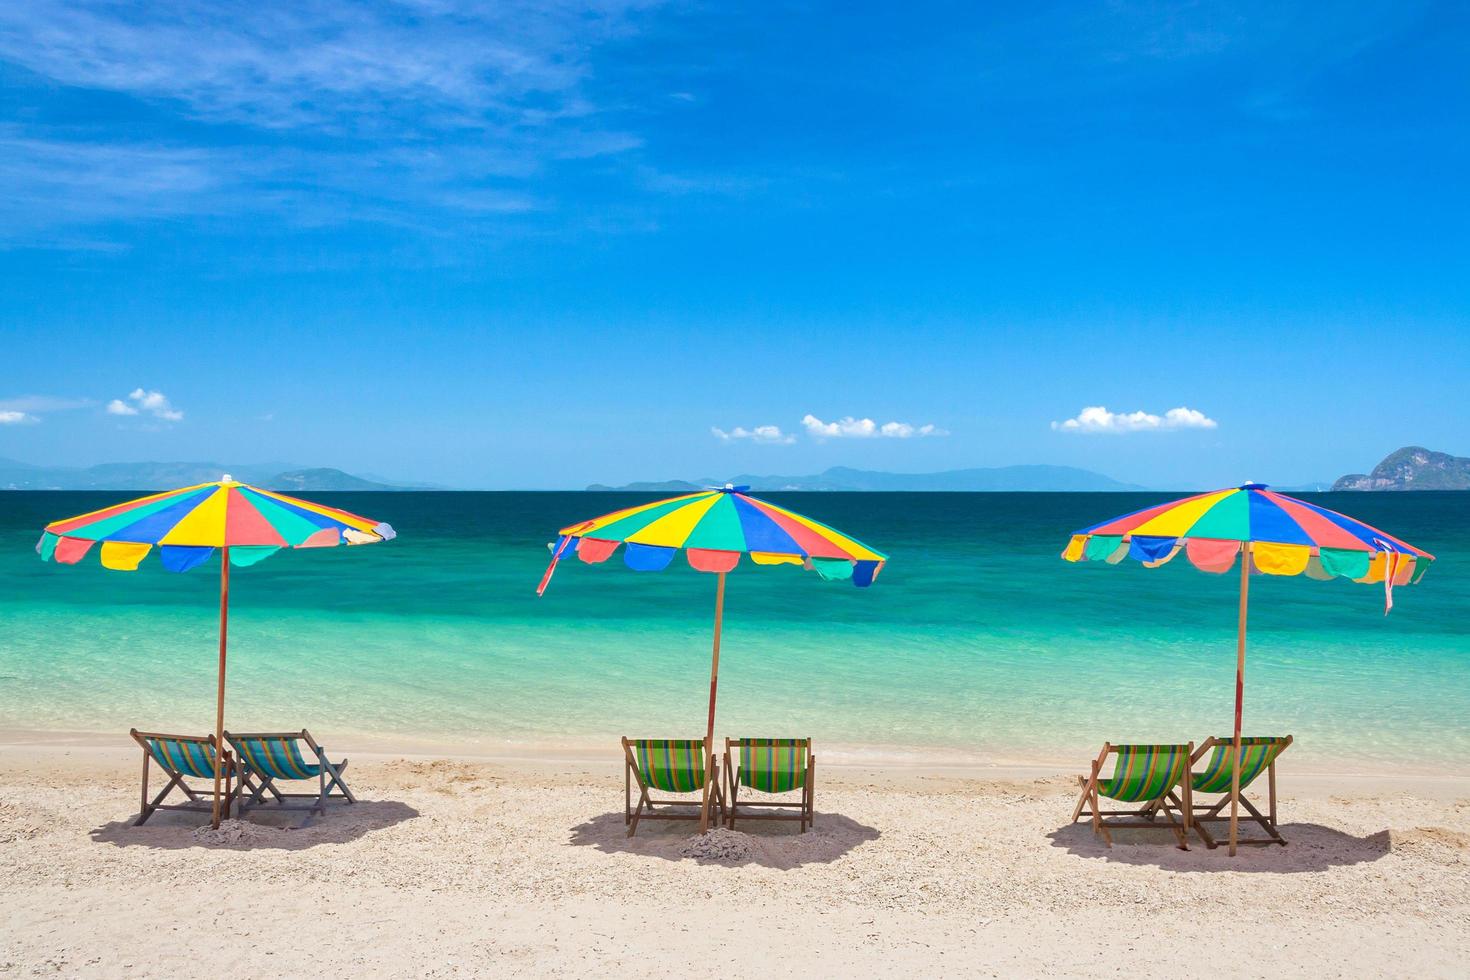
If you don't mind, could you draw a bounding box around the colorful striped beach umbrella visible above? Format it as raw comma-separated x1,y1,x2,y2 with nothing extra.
39,478,396,827
1062,482,1433,854
537,484,886,832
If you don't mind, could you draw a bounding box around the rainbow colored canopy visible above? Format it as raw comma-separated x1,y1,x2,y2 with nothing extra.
541,486,887,588
38,480,396,572
1062,483,1433,584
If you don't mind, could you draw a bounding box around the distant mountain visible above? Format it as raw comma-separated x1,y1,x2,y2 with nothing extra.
585,480,705,492
1333,446,1470,491
270,468,412,491
0,457,431,491
588,464,1143,492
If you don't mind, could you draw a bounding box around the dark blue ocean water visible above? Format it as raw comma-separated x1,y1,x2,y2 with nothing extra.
1,491,1465,769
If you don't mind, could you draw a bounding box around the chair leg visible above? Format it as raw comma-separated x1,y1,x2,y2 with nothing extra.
1090,795,1111,846
1157,797,1189,851
1269,761,1278,829
627,788,649,837
807,757,816,831
135,773,185,826
1071,775,1094,823
723,747,734,829
1182,773,1194,843
318,753,355,804
136,751,151,825
713,764,728,823
1084,774,1110,847
225,761,233,820
1078,758,1108,845
243,773,280,806
1239,795,1287,845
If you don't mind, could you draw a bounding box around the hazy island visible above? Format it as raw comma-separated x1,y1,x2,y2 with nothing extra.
588,464,1144,492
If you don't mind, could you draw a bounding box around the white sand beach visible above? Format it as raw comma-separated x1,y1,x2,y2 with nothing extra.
2,740,1468,978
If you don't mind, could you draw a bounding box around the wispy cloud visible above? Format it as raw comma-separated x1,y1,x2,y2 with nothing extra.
0,1,665,241
1051,405,1217,434
108,388,184,422
711,424,795,444
801,414,946,439
0,395,94,414
0,2,655,133
0,395,95,423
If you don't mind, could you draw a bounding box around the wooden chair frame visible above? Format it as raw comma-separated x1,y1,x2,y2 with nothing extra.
1186,735,1292,848
130,729,241,826
622,736,725,837
723,737,815,833
1070,742,1194,850
225,729,356,820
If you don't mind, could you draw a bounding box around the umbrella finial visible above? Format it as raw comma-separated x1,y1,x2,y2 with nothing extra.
221,473,233,483
1239,481,1268,490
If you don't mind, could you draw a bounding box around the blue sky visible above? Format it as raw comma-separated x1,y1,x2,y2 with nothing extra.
1,1,1466,489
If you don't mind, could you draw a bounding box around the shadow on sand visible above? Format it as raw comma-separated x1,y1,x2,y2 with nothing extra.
569,809,880,868
1047,819,1391,872
90,799,419,851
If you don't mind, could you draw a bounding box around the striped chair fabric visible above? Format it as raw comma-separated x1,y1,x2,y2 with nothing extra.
633,739,706,793
738,738,808,794
146,737,220,779
1192,737,1289,794
234,735,323,780
1098,744,1190,803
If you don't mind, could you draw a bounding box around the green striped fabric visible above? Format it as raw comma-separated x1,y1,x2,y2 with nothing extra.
1098,744,1189,803
147,737,219,779
1192,737,1289,794
738,738,808,794
232,736,323,781
634,739,707,793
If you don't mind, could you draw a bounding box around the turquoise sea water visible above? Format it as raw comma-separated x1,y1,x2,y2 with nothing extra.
1,491,1466,771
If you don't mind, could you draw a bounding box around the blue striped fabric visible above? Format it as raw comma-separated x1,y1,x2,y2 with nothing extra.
235,736,322,780
147,738,218,779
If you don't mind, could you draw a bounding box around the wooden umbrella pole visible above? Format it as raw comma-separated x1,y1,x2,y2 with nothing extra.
698,571,727,834
1230,543,1249,856
211,547,230,829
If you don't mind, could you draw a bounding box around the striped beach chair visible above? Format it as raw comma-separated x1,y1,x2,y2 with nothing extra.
622,737,724,837
1070,742,1194,849
225,730,355,820
130,729,240,825
1187,735,1293,848
724,737,815,832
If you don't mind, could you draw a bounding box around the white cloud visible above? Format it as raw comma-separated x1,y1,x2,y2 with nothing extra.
801,414,946,439
1051,405,1218,434
0,410,38,424
712,425,795,445
109,388,184,422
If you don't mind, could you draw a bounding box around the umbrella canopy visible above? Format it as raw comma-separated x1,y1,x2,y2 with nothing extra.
39,479,395,569
1062,482,1433,585
538,485,886,832
538,485,886,590
39,479,395,827
1062,483,1433,853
